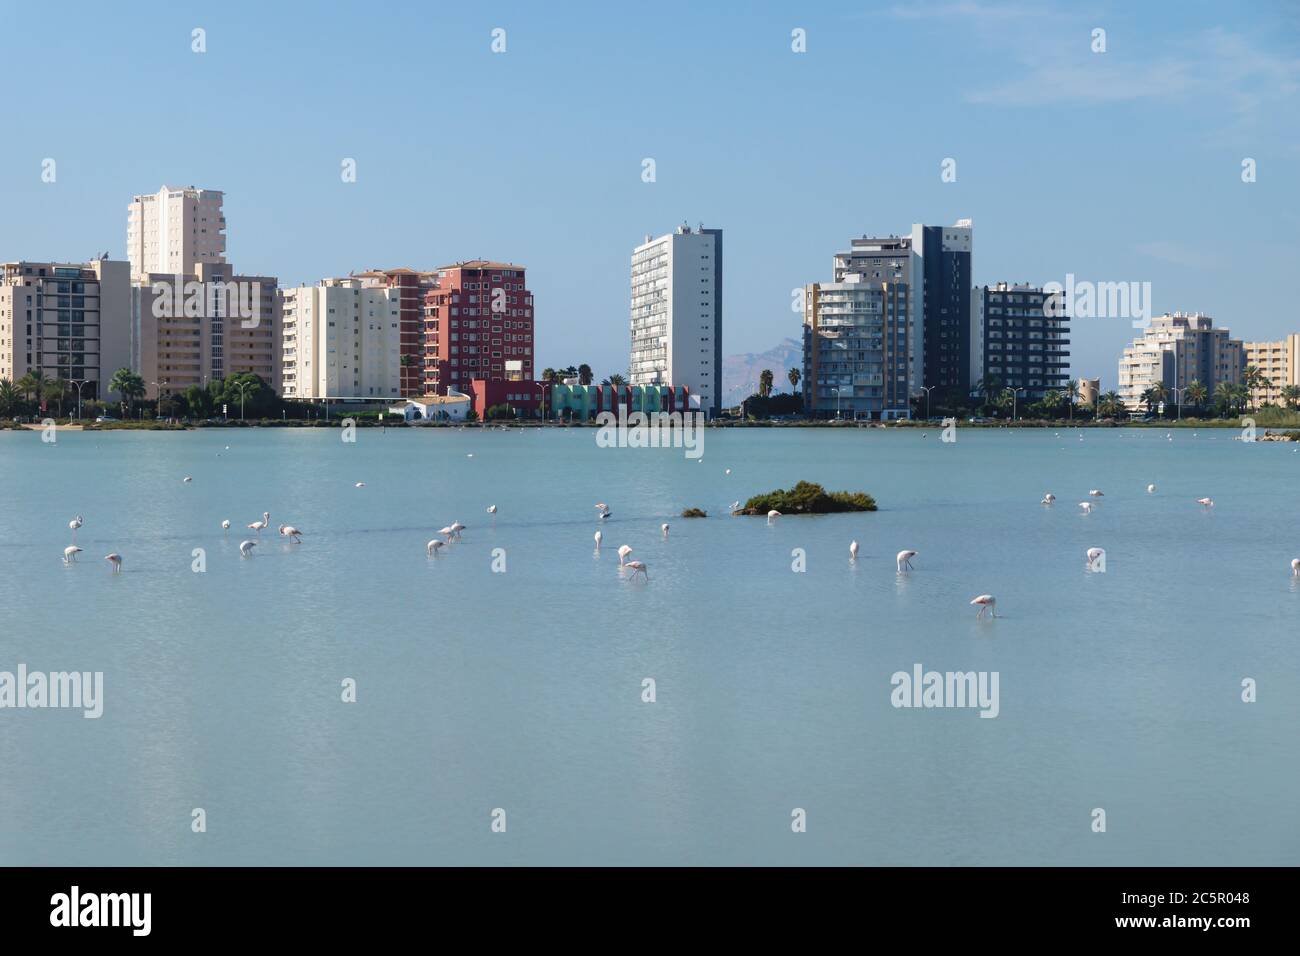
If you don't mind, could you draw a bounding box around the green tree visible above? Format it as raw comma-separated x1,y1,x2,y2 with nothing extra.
759,369,774,398
0,378,18,418
44,377,69,417
218,372,274,419
1185,379,1208,412
602,373,627,388
1062,379,1079,421
1281,384,1300,410
1097,391,1125,419
787,367,801,393
578,364,593,386
108,367,146,417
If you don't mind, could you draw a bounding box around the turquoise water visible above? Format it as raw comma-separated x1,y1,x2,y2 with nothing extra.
0,425,1296,865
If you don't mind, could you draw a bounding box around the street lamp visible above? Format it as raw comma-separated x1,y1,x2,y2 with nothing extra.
235,381,252,420
917,384,937,420
151,380,168,419
1170,386,1187,421
830,386,843,420
69,379,91,421
534,382,548,421
1004,386,1026,421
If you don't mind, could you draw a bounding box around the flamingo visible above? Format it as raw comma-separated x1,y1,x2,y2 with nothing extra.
104,553,122,573
221,519,231,531
239,540,257,557
970,594,997,618
730,501,740,513
1086,547,1105,571
355,482,365,488
438,525,455,542
661,523,670,537
183,476,193,484
1078,502,1093,514
1088,489,1104,497
278,524,302,542
486,505,497,514
896,550,917,572
426,539,445,556
617,544,633,565
767,509,781,522
63,545,82,564
725,468,731,475
593,530,602,549
1291,558,1300,576
850,540,859,561
69,515,83,541
1196,497,1214,508
1147,484,1156,494
1041,494,1055,505
449,521,465,539
247,512,270,535
625,560,648,580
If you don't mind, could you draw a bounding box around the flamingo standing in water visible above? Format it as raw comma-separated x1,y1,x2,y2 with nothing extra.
1086,547,1105,571
617,545,633,565
970,594,997,618
69,515,83,541
593,530,602,550
221,519,231,532
661,523,670,537
1290,558,1299,576
767,510,781,522
625,560,648,580
247,512,270,535
239,540,257,557
63,545,82,564
1196,497,1214,508
449,521,466,539
1088,489,1104,497
849,540,859,561
278,524,303,542
486,505,497,515
104,553,122,573
1147,484,1156,494
1078,502,1093,514
1041,494,1055,505
426,539,445,556
896,550,917,572
438,525,455,542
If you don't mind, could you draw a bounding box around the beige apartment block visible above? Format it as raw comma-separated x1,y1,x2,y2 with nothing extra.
133,262,279,396
1243,335,1300,406
127,185,227,280
1118,313,1242,411
0,258,131,401
280,278,403,401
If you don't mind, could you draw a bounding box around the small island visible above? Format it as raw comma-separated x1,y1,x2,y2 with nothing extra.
734,481,877,515
681,508,708,518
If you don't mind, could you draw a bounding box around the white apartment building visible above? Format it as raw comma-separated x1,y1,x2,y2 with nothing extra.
280,278,402,401
629,223,722,414
1118,312,1242,411
0,258,131,402
127,185,226,279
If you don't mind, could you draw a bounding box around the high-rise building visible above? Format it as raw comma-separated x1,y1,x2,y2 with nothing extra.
132,262,280,396
972,283,1071,401
630,224,722,415
127,186,226,280
1118,312,1242,411
423,261,533,394
1243,335,1300,406
801,275,910,420
353,268,436,397
0,258,131,402
834,220,973,400
280,278,402,401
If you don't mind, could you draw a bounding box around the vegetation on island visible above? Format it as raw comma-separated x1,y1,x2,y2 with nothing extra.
736,481,876,515
681,508,707,518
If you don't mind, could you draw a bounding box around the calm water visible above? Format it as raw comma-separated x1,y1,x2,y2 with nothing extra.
0,425,1296,866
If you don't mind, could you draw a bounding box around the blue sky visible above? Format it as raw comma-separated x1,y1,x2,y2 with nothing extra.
1,0,1297,389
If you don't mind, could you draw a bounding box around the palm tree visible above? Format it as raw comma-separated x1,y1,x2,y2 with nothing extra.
1281,384,1300,410
0,378,18,418
1140,386,1158,416
1062,379,1079,421
44,377,69,417
1241,365,1269,410
1185,379,1208,412
1097,391,1124,419
1149,382,1169,416
974,376,1003,410
787,367,801,393
758,369,774,398
17,370,49,408
602,373,627,388
109,367,146,417
578,364,593,386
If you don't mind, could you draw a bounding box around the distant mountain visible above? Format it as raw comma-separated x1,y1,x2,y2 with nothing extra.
722,337,803,407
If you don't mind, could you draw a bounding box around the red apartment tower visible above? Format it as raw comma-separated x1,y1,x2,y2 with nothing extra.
423,261,533,394
355,267,436,397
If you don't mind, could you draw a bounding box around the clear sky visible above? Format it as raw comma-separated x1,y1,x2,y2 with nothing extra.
1,0,1296,389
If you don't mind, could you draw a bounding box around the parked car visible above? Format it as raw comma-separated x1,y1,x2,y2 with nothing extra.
95,415,117,423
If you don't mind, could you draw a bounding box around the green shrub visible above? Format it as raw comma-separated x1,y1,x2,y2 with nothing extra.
739,480,876,514
681,507,707,518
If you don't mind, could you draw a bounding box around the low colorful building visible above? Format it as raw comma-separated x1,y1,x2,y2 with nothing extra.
547,383,691,420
